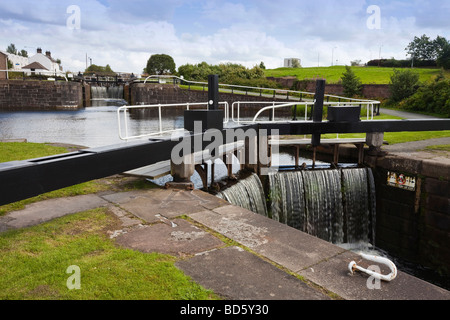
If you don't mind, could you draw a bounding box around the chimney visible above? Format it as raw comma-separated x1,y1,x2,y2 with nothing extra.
37,48,42,54
45,51,51,58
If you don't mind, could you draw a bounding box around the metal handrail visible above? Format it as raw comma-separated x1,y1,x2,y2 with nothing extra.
249,101,379,123
117,101,229,140
140,74,380,104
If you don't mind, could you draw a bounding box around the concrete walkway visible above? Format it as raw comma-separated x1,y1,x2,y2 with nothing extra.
378,107,444,119
1,186,449,300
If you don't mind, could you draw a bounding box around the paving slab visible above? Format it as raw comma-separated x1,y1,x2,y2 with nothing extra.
114,218,224,257
298,250,450,300
176,246,330,300
102,189,229,223
188,205,345,272
0,194,108,232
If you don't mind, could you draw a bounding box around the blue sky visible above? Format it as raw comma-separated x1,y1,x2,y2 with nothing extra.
0,0,449,75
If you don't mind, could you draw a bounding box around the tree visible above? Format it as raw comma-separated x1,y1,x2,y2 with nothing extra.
6,43,17,55
341,66,362,97
259,61,266,69
85,64,116,76
389,69,420,103
406,34,449,61
146,54,176,75
436,42,450,70
291,59,301,68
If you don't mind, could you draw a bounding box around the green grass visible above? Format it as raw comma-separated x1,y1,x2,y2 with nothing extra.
0,208,218,300
265,66,450,85
317,112,450,144
424,144,450,152
0,142,69,163
322,130,450,144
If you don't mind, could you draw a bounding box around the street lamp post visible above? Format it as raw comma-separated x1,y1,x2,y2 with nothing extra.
331,47,337,66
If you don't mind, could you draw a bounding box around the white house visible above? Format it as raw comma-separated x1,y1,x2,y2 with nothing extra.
0,50,29,70
22,48,63,75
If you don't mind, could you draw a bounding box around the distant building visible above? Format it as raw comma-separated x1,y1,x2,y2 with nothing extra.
22,48,63,75
284,58,301,68
0,51,7,79
0,50,29,70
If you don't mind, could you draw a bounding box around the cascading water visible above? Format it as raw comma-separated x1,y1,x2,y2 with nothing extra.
269,168,376,246
216,173,268,217
341,168,374,245
91,86,108,99
91,85,124,100
216,168,376,248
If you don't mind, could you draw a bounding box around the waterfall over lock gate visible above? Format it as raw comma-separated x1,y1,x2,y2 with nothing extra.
91,86,124,100
216,168,376,247
216,173,268,218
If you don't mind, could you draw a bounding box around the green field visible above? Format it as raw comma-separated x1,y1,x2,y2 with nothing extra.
265,66,449,84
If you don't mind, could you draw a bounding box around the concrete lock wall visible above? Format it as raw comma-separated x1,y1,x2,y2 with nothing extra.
0,80,87,110
371,155,450,278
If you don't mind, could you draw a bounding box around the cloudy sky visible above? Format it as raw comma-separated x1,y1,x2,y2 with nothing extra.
0,0,448,75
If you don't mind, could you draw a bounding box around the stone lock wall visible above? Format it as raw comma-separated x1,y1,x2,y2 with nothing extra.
370,154,450,279
0,80,86,110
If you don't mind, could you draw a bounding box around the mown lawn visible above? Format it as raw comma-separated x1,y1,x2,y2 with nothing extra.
265,66,449,84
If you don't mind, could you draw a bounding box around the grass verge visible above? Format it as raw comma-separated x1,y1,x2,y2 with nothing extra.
321,130,450,145
0,208,218,300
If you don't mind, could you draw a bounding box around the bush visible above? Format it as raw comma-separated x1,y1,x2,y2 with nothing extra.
177,62,266,83
389,69,420,103
367,59,437,68
399,78,450,117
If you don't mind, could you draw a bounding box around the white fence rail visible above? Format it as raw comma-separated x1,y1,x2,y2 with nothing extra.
118,75,381,141
117,101,229,140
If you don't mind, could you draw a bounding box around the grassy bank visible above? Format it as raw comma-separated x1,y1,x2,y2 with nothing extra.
265,66,449,84
0,141,219,300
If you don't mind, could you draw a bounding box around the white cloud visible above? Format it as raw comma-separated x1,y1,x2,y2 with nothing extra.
0,0,448,74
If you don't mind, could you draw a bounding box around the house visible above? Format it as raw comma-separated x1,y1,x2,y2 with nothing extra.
284,58,301,68
22,48,63,75
0,50,29,71
0,51,7,79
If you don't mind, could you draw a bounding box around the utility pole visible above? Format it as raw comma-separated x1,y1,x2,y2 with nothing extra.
331,47,337,66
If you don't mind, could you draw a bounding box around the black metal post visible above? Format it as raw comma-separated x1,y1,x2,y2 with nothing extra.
208,74,219,110
311,79,326,146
